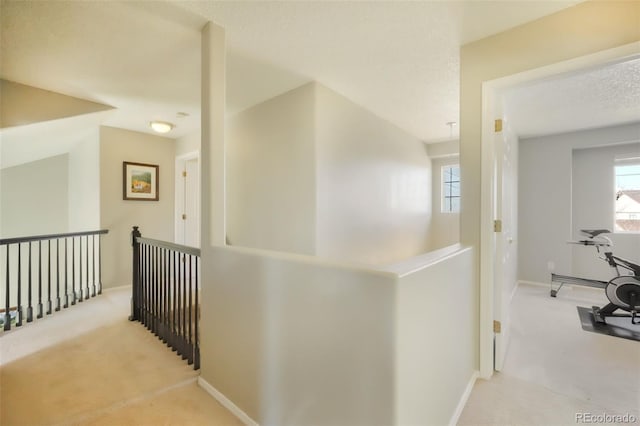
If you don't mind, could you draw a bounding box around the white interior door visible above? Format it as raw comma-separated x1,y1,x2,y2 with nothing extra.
493,118,518,371
175,154,200,248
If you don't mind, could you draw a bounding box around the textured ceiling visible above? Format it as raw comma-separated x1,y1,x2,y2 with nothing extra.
504,58,640,138
180,0,581,141
0,0,580,147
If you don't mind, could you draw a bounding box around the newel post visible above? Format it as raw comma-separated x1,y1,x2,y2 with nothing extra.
129,226,141,321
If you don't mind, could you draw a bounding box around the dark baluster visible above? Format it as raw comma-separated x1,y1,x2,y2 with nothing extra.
142,244,151,328
17,244,23,327
140,243,144,325
188,254,193,365
37,241,43,318
148,244,152,330
140,243,144,327
176,250,182,355
173,252,182,354
4,245,11,331
46,240,52,315
85,236,90,300
150,245,155,332
130,227,140,321
27,242,33,322
158,248,167,343
172,250,177,352
71,237,76,305
156,246,161,336
98,235,103,295
158,247,163,338
138,241,143,321
152,246,158,336
78,236,83,303
91,235,96,297
63,238,69,309
168,250,172,345
158,248,163,341
160,248,166,343
155,247,160,337
162,250,170,344
140,244,146,326
194,256,200,370
145,244,150,329
182,253,187,359
55,240,61,311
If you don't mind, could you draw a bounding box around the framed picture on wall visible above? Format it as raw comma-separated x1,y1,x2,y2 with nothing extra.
123,161,159,201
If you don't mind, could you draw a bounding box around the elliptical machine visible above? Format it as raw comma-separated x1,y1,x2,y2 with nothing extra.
551,229,640,326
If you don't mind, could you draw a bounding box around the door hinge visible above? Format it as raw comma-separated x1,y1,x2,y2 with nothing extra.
182,171,187,177
493,320,502,334
182,214,187,220
494,119,503,133
494,219,502,233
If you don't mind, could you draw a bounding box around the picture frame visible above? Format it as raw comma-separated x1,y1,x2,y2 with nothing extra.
123,161,159,201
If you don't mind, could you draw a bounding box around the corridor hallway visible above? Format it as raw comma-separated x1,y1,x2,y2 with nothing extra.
0,287,240,426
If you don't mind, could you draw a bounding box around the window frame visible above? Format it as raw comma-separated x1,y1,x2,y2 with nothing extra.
441,164,460,214
613,157,640,234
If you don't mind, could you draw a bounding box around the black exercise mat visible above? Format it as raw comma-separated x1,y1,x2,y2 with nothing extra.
577,306,640,342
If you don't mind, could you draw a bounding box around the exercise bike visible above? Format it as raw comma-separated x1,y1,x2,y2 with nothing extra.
550,229,640,326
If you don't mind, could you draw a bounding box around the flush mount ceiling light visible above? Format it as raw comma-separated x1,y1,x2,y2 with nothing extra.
149,121,175,134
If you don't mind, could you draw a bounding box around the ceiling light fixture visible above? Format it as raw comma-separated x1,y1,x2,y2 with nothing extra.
446,121,457,138
149,121,175,134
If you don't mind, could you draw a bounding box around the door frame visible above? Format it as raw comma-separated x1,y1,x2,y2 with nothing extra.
175,151,201,246
478,42,640,379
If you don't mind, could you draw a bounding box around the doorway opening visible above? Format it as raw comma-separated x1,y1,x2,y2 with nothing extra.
479,42,640,378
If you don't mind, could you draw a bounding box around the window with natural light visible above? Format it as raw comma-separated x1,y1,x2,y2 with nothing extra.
442,164,460,213
614,160,640,233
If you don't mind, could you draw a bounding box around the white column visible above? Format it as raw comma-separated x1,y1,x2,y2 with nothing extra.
201,22,226,248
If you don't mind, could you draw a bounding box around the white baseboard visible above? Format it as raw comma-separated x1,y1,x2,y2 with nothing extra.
518,279,603,293
197,376,259,426
449,370,479,426
102,284,132,292
518,279,549,288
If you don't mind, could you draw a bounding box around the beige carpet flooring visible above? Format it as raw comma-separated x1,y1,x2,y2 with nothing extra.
459,283,640,426
0,287,241,426
2,283,638,426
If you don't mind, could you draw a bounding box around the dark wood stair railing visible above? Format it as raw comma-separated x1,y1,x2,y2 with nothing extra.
0,229,109,331
130,226,200,370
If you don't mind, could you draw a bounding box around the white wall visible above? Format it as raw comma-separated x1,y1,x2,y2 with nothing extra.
175,129,200,157
430,156,460,250
0,154,69,238
99,126,175,288
68,130,100,232
200,245,477,426
226,82,432,263
391,246,476,426
227,84,317,255
201,247,395,426
572,141,640,280
426,139,459,159
315,83,431,264
519,123,640,283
